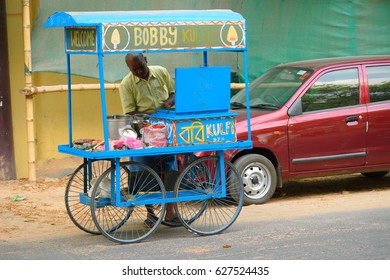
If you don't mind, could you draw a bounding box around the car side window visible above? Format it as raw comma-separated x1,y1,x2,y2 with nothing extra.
366,65,390,103
301,68,360,113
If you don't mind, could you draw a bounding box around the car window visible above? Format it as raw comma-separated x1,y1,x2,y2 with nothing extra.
231,67,312,110
366,65,390,103
302,68,360,113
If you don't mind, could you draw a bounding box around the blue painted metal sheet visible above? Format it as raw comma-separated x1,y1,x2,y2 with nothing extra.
80,190,221,207
151,109,238,120
175,66,231,114
44,10,245,27
149,113,237,146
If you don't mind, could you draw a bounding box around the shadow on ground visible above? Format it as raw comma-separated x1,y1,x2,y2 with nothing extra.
273,173,390,201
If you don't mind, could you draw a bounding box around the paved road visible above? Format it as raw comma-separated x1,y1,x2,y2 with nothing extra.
1,206,389,260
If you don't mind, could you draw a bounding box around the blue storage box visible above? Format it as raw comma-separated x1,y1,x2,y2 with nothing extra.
174,66,231,114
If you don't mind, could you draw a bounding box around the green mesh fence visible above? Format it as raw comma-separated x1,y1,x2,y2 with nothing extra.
32,0,390,82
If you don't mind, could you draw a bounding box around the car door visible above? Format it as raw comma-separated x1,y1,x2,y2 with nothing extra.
364,63,390,165
288,66,367,172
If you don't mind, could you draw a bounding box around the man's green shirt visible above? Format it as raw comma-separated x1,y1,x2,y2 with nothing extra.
119,66,174,114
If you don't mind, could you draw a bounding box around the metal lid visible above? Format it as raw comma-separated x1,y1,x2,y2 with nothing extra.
119,126,138,139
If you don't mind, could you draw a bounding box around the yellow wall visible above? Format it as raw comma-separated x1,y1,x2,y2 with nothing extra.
33,74,122,160
6,0,123,178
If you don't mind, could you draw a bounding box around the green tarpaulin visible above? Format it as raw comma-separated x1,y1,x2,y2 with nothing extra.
32,0,390,82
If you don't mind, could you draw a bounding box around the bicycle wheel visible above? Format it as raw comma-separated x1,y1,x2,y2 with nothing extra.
65,159,111,234
174,156,243,235
90,161,166,244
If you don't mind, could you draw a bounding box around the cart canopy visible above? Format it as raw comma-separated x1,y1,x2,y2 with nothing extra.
44,10,245,27
44,10,246,53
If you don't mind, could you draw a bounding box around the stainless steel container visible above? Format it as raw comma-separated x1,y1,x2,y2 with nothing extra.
132,114,150,138
107,115,133,140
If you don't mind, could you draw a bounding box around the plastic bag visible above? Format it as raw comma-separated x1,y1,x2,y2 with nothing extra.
88,177,111,198
141,123,168,147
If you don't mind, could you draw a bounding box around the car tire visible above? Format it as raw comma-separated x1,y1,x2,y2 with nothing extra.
234,154,277,205
361,171,389,178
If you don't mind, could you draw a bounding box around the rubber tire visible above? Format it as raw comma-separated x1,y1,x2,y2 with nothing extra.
65,159,111,234
234,154,277,205
361,171,389,178
90,161,166,244
173,156,243,235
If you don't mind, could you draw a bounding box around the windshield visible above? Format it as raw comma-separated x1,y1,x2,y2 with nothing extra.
231,67,313,110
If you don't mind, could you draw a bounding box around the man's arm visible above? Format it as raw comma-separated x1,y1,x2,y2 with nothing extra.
161,92,175,108
119,80,136,114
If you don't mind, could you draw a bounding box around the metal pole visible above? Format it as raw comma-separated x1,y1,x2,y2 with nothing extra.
243,50,251,141
96,25,110,150
66,53,73,145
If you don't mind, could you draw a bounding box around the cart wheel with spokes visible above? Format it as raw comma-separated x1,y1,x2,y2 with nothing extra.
174,156,244,235
90,161,166,244
65,159,112,234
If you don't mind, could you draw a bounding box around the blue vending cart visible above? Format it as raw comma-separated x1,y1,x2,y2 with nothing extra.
44,10,252,244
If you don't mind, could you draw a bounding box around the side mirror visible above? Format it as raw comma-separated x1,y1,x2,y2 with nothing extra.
288,97,303,117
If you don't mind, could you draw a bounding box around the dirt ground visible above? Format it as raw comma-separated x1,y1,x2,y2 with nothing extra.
0,166,389,243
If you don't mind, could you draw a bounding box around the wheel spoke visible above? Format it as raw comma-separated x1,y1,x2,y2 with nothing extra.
174,156,243,235
90,161,166,244
65,160,112,234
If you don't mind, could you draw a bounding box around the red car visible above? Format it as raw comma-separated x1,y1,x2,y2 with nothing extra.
228,55,390,205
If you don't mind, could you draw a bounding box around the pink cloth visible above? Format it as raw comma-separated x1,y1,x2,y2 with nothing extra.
111,137,142,150
124,137,143,149
96,145,105,151
112,139,125,149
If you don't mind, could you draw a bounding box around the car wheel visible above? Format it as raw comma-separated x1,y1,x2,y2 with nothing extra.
234,154,277,205
361,171,389,178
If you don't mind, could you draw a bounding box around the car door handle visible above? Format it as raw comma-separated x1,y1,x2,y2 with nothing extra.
345,116,359,123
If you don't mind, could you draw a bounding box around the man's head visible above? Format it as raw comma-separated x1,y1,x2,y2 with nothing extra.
125,53,149,80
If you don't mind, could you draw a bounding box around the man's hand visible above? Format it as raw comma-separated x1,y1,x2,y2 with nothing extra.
160,93,175,108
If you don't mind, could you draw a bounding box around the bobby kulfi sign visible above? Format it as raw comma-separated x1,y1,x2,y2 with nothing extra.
65,21,245,52
102,21,245,51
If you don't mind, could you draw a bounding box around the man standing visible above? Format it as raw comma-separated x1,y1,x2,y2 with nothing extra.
119,53,179,227
119,53,175,113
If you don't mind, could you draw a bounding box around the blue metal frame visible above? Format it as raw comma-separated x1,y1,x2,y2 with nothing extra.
45,10,252,207
66,53,73,146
